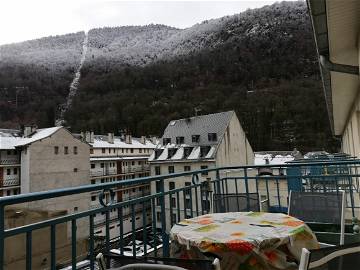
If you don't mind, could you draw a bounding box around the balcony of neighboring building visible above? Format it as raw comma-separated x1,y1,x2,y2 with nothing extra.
0,157,20,166
0,176,20,187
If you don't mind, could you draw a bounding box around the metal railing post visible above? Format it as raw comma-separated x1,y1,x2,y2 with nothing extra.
244,168,250,211
0,205,4,270
159,179,169,256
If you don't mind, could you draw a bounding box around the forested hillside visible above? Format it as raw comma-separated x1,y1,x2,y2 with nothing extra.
0,1,339,152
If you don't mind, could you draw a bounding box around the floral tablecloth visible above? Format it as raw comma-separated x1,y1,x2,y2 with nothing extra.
170,212,319,270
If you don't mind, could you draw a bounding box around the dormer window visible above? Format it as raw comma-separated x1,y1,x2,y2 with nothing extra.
176,136,184,144
168,148,177,158
208,133,217,142
154,149,164,159
200,146,211,158
183,147,193,158
163,138,171,145
192,135,200,143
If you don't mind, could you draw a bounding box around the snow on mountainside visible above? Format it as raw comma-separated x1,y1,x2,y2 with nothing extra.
0,32,85,72
0,1,307,69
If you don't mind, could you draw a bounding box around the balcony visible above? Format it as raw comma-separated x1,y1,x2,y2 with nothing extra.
0,177,20,187
0,160,360,269
0,157,20,165
90,169,117,177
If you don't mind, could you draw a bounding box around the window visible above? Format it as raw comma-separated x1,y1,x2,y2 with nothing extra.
192,135,200,143
102,148,105,153
91,195,96,201
91,180,95,184
14,189,18,195
200,146,211,157
163,138,171,145
168,166,174,174
73,168,78,172
64,146,69,155
155,166,161,175
156,212,162,222
6,190,10,196
108,149,111,154
208,133,217,142
132,161,135,166
138,161,141,165
184,166,191,172
169,181,175,190
7,150,11,155
139,149,142,153
90,148,94,154
171,214,177,224
6,169,10,175
130,149,134,153
100,163,104,168
73,146,78,155
200,165,208,176
185,182,191,195
171,197,176,208
176,136,184,144
13,168,17,175
126,149,128,153
155,181,161,192
54,146,59,154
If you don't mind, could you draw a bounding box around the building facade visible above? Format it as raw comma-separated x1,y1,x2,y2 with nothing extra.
149,111,254,230
83,132,156,239
0,129,21,197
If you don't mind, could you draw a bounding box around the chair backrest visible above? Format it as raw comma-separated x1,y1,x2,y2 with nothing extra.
288,191,345,224
213,193,260,213
96,253,106,270
104,254,216,270
299,242,360,270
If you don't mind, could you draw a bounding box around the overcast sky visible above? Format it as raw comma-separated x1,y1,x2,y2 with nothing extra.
0,0,295,45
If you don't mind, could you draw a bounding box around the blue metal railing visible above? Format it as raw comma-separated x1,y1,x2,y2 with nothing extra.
1,160,360,269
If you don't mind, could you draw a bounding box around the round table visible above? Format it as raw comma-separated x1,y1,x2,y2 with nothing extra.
170,212,319,270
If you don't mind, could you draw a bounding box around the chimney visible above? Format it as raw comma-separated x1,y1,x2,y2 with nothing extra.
140,136,146,144
85,131,91,143
150,136,158,144
108,133,114,144
24,125,37,137
90,131,94,143
125,134,132,144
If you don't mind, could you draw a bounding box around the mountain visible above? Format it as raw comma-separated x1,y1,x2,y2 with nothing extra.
0,1,339,152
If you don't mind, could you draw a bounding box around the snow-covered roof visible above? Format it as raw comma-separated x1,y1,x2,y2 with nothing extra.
90,156,149,161
0,137,21,150
0,129,21,150
254,153,295,166
90,137,156,149
187,146,200,160
157,148,168,161
15,127,62,147
171,147,184,160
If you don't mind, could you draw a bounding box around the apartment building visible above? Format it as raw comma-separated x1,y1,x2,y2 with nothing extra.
83,132,156,239
0,129,21,197
149,111,254,230
1,126,91,269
